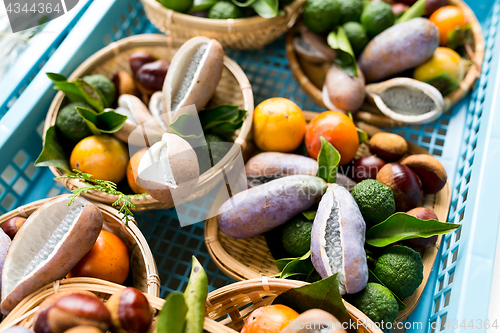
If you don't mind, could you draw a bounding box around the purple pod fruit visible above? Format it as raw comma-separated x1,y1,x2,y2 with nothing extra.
218,175,327,239
311,184,368,295
245,152,356,191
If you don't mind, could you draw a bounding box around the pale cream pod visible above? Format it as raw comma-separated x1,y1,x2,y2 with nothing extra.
162,37,224,124
113,94,165,146
1,195,103,314
137,133,199,205
365,77,444,124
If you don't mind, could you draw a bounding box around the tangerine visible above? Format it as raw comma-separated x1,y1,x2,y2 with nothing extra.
70,135,129,183
241,305,299,333
305,111,359,166
253,98,306,152
429,6,466,46
127,148,148,194
67,230,130,284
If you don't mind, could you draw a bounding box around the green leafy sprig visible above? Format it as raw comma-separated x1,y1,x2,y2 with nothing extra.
57,170,146,225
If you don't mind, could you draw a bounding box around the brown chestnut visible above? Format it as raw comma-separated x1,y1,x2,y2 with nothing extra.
1,217,26,239
129,52,156,76
404,207,439,249
368,132,408,162
106,287,153,333
136,60,169,95
376,163,423,212
34,293,111,333
113,71,138,97
353,156,386,182
63,327,102,333
401,154,447,194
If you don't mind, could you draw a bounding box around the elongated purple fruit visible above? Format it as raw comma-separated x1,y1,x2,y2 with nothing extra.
245,152,356,191
218,175,327,239
311,184,368,294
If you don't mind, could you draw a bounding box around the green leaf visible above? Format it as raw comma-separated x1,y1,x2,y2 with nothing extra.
366,212,461,247
251,0,278,18
302,211,317,221
35,126,71,172
273,273,351,325
76,107,127,135
47,72,86,103
157,292,187,333
316,137,341,183
275,251,316,279
168,113,205,139
327,27,358,77
231,0,257,7
189,0,217,12
47,73,105,113
198,105,247,140
357,128,368,144
397,0,426,23
368,270,407,311
348,112,368,144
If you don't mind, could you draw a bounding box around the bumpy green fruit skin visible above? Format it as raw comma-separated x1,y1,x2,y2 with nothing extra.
374,245,424,299
218,175,327,239
351,179,396,226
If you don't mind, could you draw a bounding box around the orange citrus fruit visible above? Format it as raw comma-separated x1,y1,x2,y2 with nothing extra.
253,98,306,152
429,6,466,46
305,111,359,166
127,148,148,194
67,230,130,284
70,135,129,183
241,305,299,333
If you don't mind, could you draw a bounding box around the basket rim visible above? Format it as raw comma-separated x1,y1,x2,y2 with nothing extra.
205,112,453,321
0,195,161,298
43,33,254,210
0,277,236,333
206,277,384,333
140,0,306,32
286,0,485,111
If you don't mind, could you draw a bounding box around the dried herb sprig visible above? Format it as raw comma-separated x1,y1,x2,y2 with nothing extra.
57,170,147,225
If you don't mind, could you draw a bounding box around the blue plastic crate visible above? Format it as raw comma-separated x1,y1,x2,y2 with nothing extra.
0,0,93,119
0,0,499,328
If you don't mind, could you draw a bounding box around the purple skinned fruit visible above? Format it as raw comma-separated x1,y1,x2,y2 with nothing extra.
218,175,327,239
3,327,35,333
311,184,368,295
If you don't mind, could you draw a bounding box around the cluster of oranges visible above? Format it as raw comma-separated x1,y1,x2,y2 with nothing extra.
253,97,359,166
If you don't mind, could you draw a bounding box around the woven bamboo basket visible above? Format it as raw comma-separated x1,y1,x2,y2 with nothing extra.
206,278,383,332
140,0,305,49
0,196,160,297
205,111,452,321
0,277,234,333
286,0,485,113
45,34,254,211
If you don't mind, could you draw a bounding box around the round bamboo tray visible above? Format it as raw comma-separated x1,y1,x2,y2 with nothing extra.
140,0,305,49
206,278,383,332
286,0,485,112
205,111,452,321
45,34,254,211
0,277,234,333
0,196,160,297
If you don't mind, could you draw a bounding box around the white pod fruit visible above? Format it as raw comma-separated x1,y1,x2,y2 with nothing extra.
113,94,166,145
311,184,368,295
137,133,199,205
1,195,102,314
162,37,224,124
365,77,444,124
